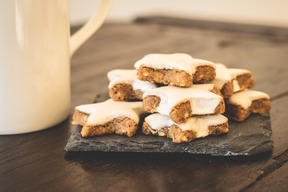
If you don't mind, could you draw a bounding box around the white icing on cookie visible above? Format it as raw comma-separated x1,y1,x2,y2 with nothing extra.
232,79,241,92
227,90,270,109
107,69,157,93
133,80,156,92
211,63,251,92
76,99,144,126
134,53,215,75
192,84,215,92
108,69,136,87
211,64,230,89
145,113,174,130
145,113,228,138
143,86,223,116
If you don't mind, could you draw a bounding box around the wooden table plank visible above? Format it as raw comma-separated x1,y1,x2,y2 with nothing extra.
135,16,288,38
270,95,288,157
244,162,288,192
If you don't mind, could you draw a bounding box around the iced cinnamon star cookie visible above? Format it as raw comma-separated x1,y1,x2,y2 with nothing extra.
211,64,254,98
143,113,229,143
134,53,216,87
72,99,144,137
108,69,157,101
143,86,225,124
225,90,271,122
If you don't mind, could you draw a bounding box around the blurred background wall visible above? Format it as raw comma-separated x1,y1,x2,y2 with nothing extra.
70,0,288,27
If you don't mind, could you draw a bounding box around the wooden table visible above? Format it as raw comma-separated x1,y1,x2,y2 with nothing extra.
1,17,288,192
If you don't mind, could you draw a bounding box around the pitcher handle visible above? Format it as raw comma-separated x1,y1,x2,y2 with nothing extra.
70,0,113,57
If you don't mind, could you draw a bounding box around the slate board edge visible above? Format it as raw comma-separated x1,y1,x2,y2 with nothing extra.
64,114,273,156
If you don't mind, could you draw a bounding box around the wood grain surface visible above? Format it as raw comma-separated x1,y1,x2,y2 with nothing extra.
1,17,288,192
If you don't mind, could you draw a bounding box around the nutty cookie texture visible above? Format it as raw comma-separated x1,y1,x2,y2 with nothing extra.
211,64,254,98
134,53,216,87
143,86,225,124
72,99,144,137
108,69,157,101
143,113,229,143
225,90,271,122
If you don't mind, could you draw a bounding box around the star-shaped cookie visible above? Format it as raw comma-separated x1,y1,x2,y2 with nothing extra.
72,99,144,137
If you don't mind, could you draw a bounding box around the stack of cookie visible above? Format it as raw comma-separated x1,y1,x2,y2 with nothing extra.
210,63,271,122
72,53,271,143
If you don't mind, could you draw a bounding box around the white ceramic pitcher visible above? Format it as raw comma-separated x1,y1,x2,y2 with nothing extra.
0,0,113,134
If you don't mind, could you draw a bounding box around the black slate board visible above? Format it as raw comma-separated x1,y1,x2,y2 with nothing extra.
65,93,273,156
